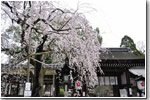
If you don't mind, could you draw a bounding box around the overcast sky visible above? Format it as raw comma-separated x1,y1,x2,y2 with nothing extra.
55,0,146,47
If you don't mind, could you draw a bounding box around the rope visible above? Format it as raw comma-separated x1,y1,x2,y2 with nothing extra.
30,57,64,69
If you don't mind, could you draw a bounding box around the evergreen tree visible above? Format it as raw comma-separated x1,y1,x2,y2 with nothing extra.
95,27,103,45
120,35,144,57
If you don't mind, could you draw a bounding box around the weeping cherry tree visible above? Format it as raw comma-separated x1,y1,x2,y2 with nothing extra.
1,1,103,96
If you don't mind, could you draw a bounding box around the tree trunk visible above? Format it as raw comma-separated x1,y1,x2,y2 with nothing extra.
32,35,47,96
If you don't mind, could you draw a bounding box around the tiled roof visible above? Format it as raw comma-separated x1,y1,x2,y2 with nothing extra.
100,48,145,60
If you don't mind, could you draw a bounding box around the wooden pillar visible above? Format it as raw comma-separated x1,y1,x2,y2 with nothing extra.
64,84,68,97
55,75,60,97
5,83,9,96
82,83,86,97
39,66,46,97
126,68,132,97
117,75,121,97
8,83,12,95
52,74,55,96
17,82,19,95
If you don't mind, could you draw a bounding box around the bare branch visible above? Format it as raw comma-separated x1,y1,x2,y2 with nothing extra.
47,8,64,20
1,48,21,54
23,1,26,10
2,1,13,13
29,1,32,8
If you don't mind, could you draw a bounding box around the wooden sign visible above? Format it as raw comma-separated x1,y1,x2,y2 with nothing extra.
25,82,31,91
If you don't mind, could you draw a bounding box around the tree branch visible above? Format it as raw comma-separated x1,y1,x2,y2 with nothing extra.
1,48,22,54
32,17,71,32
2,1,13,13
29,1,32,8
47,8,64,20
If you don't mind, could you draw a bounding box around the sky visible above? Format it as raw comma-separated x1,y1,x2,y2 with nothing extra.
1,0,146,63
54,0,146,47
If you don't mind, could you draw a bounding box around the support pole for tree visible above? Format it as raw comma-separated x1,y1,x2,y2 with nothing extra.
27,31,32,82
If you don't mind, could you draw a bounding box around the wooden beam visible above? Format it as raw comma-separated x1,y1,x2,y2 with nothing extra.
29,50,65,56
